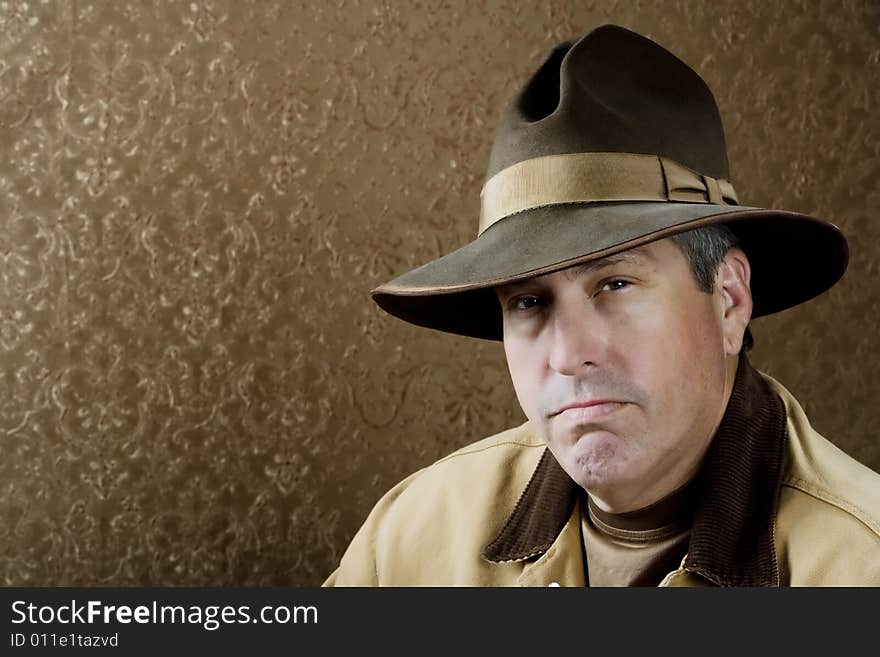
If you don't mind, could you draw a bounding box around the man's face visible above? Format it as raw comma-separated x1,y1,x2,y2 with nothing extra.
496,238,749,512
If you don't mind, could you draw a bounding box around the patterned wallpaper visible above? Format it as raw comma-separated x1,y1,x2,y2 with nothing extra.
1,1,877,585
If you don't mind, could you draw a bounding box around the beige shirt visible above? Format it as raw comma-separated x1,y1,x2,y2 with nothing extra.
582,482,696,587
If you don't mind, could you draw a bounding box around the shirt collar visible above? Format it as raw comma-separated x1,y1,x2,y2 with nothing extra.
482,356,787,586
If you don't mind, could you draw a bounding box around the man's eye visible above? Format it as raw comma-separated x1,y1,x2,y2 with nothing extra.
602,279,631,292
510,296,543,311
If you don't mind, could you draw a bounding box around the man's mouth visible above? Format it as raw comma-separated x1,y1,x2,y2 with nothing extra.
552,400,626,423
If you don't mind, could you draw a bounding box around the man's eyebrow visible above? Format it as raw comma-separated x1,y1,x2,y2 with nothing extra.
561,246,654,281
498,246,654,294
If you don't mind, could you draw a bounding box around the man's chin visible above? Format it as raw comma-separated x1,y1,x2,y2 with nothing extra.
551,429,629,488
561,423,623,449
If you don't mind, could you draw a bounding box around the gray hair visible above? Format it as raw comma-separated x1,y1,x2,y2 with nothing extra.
669,223,754,352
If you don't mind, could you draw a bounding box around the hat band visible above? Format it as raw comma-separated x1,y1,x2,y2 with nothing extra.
479,152,739,235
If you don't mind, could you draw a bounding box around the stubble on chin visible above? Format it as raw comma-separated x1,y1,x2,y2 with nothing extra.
541,422,625,491
570,432,620,488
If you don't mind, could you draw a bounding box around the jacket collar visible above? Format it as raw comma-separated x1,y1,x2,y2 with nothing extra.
482,356,787,586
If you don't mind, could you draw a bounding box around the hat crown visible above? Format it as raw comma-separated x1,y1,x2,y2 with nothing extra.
486,25,730,181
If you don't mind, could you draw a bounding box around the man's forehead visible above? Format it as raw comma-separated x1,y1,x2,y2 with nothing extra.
497,244,658,291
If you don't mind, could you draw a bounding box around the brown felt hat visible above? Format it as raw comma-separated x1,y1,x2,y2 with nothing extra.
371,24,849,340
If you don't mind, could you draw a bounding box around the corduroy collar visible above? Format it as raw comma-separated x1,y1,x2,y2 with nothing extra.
482,356,788,586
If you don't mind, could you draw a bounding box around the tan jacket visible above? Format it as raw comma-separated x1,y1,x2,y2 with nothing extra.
324,373,880,586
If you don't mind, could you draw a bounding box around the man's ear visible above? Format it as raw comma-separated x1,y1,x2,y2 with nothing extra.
716,247,753,356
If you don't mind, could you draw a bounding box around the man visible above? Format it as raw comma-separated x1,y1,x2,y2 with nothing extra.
324,25,880,586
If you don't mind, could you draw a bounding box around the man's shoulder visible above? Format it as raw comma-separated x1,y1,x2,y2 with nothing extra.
389,421,545,506
762,372,880,584
432,421,545,466
762,372,880,532
326,422,546,585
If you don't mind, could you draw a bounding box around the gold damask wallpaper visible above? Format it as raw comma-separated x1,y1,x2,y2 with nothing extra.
1,1,877,585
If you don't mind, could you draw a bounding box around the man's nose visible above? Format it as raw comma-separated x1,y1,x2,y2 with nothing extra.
547,300,605,375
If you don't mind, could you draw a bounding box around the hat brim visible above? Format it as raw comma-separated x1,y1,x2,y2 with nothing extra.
372,202,849,340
